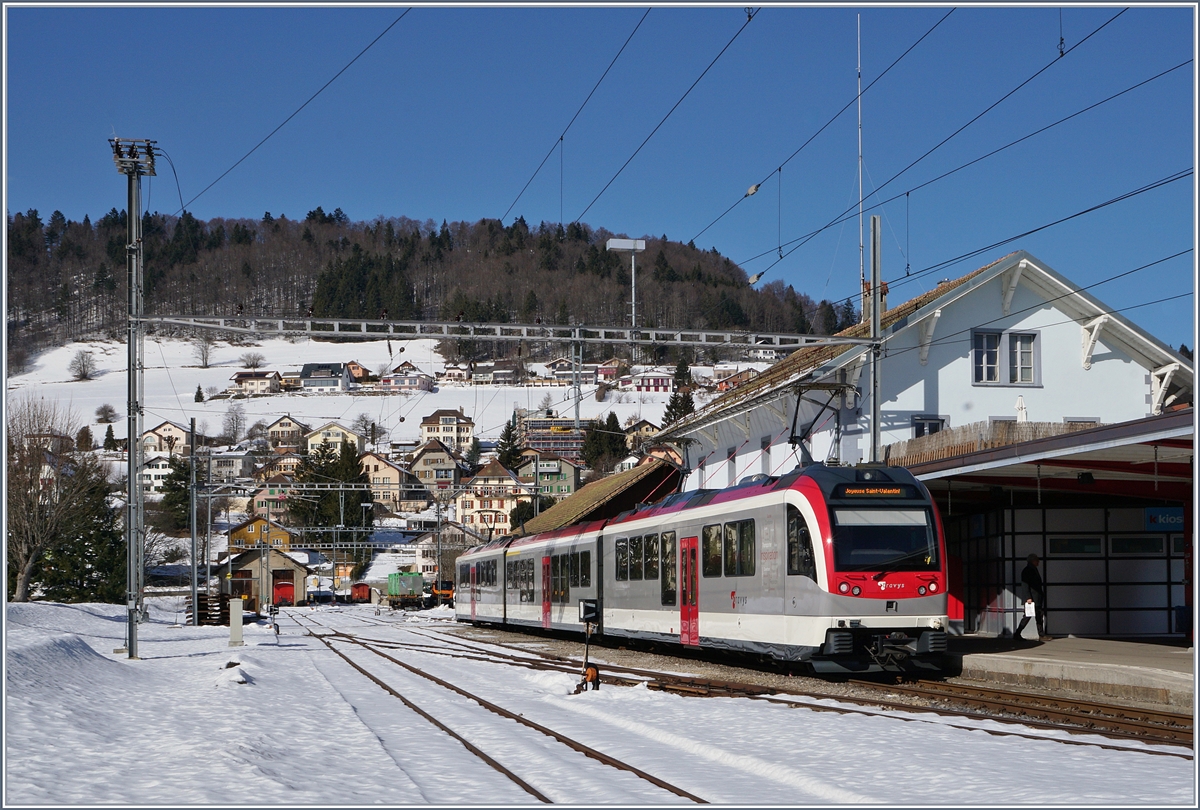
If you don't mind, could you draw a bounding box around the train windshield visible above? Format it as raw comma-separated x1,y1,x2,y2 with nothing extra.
830,508,938,572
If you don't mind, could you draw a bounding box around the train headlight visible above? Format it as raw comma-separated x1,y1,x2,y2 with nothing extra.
917,586,927,595
851,585,861,596
838,582,850,594
928,581,938,593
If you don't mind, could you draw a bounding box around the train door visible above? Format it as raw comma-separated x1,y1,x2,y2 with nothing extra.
541,555,552,628
680,535,699,646
470,563,477,621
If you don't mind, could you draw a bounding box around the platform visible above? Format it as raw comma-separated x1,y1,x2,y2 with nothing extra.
944,635,1195,711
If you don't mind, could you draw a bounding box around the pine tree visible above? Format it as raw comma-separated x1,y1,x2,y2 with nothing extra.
464,437,482,469
663,390,696,427
158,456,193,533
194,384,204,402
75,426,94,452
103,425,117,451
37,468,124,603
496,420,522,469
673,356,691,388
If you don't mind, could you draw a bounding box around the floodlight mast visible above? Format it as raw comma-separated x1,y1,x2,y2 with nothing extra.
111,138,155,659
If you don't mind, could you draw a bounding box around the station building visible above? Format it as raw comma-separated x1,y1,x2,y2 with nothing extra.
655,251,1193,639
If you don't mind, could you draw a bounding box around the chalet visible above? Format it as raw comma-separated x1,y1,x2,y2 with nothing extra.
253,451,303,482
441,362,471,382
410,439,469,490
378,366,434,393
304,422,364,455
227,515,296,554
228,370,281,395
623,419,660,450
515,408,594,461
419,408,475,454
299,362,350,392
360,451,429,512
455,459,530,537
596,358,623,382
280,371,303,391
513,449,583,500
266,415,310,449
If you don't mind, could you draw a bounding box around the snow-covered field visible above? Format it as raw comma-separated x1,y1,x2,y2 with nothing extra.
6,335,720,445
4,600,1193,805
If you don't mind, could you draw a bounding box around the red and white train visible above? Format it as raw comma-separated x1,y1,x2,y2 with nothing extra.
455,462,949,673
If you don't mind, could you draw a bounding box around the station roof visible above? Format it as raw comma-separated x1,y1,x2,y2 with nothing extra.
909,408,1192,504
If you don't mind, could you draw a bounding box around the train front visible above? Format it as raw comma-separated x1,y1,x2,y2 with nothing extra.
800,464,949,673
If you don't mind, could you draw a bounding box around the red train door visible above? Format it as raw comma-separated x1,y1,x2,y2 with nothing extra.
680,536,699,646
470,563,477,621
541,555,552,629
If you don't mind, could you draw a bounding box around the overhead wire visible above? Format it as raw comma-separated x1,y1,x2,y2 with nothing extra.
500,8,651,224
575,7,761,224
690,7,956,245
738,7,1130,282
173,9,412,216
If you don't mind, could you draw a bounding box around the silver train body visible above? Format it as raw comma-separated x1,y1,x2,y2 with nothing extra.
456,463,949,673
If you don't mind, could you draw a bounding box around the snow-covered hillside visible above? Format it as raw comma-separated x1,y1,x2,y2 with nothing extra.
6,336,736,446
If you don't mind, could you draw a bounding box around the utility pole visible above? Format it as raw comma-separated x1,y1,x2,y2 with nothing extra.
111,138,155,659
606,238,645,365
189,418,198,625
870,215,882,463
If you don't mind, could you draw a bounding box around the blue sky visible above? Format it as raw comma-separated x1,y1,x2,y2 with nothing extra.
5,4,1196,349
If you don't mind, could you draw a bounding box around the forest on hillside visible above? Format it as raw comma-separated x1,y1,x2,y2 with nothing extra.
6,206,859,373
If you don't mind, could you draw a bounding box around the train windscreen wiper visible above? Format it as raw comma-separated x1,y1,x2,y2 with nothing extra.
871,549,935,581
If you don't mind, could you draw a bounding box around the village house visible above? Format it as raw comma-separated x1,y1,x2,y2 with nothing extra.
716,368,759,392
139,455,172,494
208,448,256,483
419,408,475,454
513,449,583,500
629,369,674,393
299,362,350,392
378,362,435,393
250,475,292,520
409,439,469,491
226,515,297,554
266,415,311,450
253,450,303,482
304,422,364,455
455,459,530,538
515,408,594,461
596,358,623,382
141,420,192,456
623,419,660,450
440,362,471,382
279,371,303,391
228,370,281,395
360,451,429,512
344,360,371,383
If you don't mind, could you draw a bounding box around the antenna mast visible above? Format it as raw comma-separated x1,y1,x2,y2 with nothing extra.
857,14,865,320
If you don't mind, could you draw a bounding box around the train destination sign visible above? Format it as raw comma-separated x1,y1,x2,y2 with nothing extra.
833,483,918,499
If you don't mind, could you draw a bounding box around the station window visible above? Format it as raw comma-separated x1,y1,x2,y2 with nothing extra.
1048,536,1101,554
1111,536,1165,555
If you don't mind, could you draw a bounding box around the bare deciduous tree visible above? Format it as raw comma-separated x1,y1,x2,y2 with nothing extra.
68,350,96,380
193,334,217,368
222,403,246,443
95,403,119,423
239,351,265,369
6,397,111,601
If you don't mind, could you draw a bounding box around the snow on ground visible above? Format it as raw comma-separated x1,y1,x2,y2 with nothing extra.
6,336,728,445
4,600,1194,805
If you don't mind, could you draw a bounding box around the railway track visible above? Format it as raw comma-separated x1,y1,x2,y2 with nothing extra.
381,622,1193,758
291,614,707,804
848,679,1194,746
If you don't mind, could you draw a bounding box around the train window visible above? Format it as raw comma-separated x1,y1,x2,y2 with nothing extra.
831,509,938,572
660,532,677,606
787,505,817,581
550,555,570,604
569,551,580,587
724,520,756,577
458,564,469,587
702,525,723,577
629,536,644,581
579,550,591,587
644,534,660,581
520,558,535,603
615,539,629,581
507,560,516,588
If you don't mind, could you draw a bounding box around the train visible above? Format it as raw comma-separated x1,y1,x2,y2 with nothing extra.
454,462,949,673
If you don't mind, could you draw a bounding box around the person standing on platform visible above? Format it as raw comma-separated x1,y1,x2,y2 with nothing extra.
1014,553,1048,641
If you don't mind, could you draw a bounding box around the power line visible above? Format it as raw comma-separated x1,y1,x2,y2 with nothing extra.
739,7,1129,283
173,9,412,216
500,8,651,224
691,8,956,245
575,7,760,224
738,58,1192,268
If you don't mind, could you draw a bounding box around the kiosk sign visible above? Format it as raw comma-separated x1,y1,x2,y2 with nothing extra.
1145,507,1184,532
